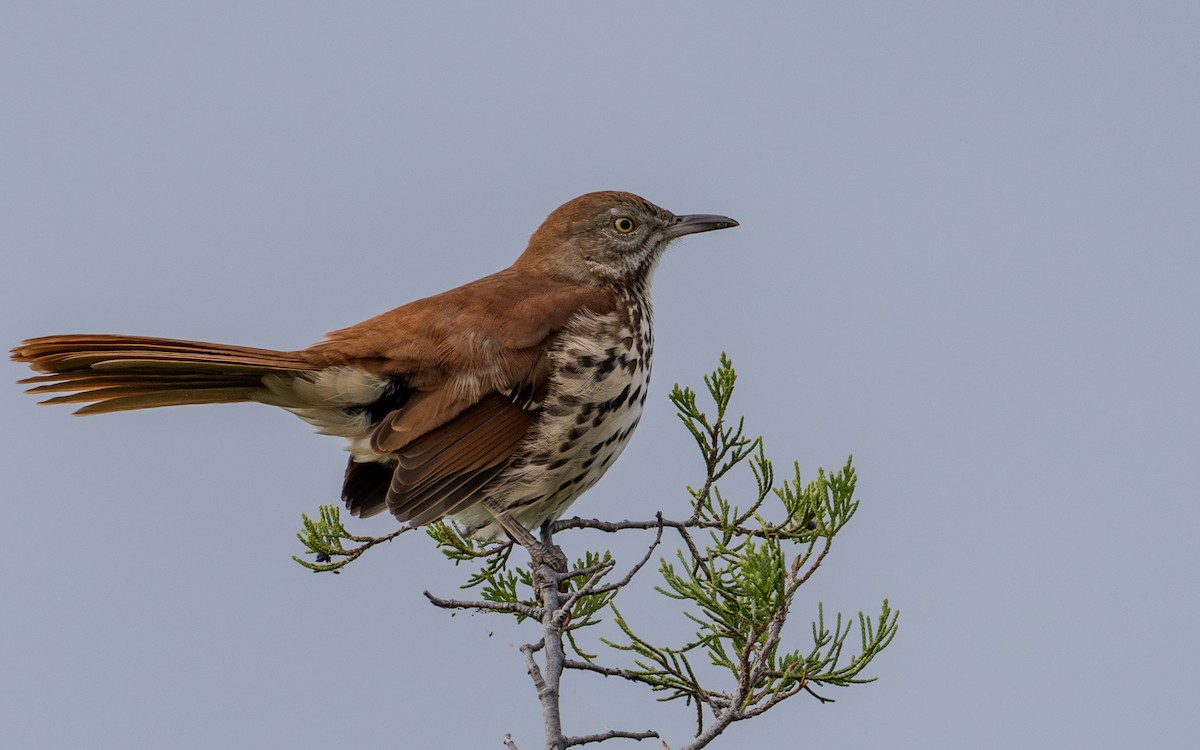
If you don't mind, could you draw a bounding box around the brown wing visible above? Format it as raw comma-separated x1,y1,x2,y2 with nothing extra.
307,266,618,382
342,385,541,521
342,458,394,518
386,393,537,525
319,269,619,526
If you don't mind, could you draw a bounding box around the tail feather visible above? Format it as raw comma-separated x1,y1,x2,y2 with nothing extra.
14,333,302,357
21,371,255,392
14,334,311,373
11,334,316,415
67,388,267,415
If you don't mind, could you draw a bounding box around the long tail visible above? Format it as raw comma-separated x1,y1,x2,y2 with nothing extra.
12,334,316,415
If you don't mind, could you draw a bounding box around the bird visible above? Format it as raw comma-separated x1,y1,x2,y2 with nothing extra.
12,191,738,543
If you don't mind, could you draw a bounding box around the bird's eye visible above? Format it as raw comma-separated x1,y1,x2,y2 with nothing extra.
613,217,636,234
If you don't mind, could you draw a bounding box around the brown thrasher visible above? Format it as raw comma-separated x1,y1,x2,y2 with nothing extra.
12,191,737,542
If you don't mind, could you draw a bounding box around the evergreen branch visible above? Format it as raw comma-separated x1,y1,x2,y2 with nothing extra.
292,505,412,572
594,358,897,748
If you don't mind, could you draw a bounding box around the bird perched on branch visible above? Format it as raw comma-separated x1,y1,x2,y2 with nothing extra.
13,191,738,542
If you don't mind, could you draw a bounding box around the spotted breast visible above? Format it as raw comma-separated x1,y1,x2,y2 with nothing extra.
454,292,654,539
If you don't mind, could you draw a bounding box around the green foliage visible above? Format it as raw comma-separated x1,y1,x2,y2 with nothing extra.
605,471,897,710
669,352,760,501
293,505,361,572
293,505,411,572
425,520,535,616
598,356,896,719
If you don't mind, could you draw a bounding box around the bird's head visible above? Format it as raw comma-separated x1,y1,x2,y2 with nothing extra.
518,191,738,286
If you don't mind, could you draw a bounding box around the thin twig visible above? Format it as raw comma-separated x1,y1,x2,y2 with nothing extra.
564,729,660,746
586,513,665,597
742,680,807,719
556,561,617,621
350,524,414,547
563,658,730,708
561,560,614,585
551,515,811,542
423,591,540,619
562,659,648,684
673,523,714,583
789,539,832,590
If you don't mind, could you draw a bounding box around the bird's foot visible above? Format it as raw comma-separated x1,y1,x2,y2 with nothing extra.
527,539,569,574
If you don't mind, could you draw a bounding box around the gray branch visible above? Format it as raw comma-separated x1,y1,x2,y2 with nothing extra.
520,527,571,750
565,729,660,746
423,590,540,619
553,515,795,539
562,659,646,684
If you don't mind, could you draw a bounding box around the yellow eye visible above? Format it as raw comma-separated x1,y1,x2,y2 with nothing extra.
613,217,636,234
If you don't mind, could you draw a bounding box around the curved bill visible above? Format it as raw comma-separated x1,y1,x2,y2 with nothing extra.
662,213,739,240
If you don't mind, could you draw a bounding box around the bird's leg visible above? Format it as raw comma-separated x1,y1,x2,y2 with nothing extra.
483,501,567,573
483,501,540,547
539,521,569,578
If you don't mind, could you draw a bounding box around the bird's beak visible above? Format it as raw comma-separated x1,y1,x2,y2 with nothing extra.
662,214,740,240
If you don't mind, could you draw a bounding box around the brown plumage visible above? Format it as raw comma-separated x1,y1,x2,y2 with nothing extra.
12,191,738,539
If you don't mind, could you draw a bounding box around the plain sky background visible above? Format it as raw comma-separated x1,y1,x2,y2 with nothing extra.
2,3,1197,748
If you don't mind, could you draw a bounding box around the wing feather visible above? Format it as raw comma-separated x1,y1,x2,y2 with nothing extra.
385,394,536,525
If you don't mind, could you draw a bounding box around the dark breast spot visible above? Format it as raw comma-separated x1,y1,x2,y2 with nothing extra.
596,356,617,377
598,385,631,414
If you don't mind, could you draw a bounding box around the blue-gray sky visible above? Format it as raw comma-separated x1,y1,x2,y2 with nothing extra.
3,3,1197,748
